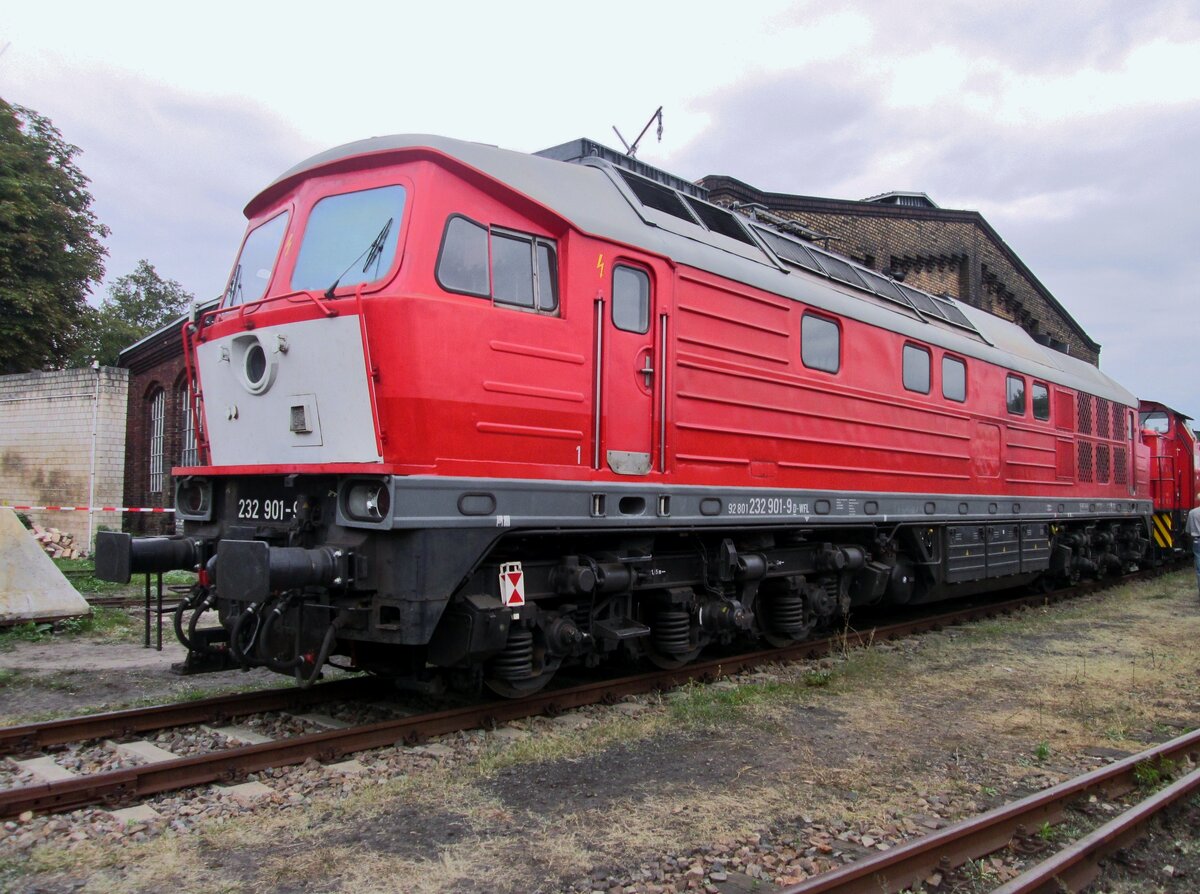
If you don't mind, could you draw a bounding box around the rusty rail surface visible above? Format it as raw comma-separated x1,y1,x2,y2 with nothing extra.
993,764,1200,894
0,677,387,755
777,728,1200,894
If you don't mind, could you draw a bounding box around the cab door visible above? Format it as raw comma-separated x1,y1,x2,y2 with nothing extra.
602,263,656,475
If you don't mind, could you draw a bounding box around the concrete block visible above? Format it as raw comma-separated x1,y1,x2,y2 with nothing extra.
205,725,273,745
13,756,77,783
108,740,179,764
213,781,274,804
288,712,350,730
108,804,162,824
0,509,89,624
326,759,368,776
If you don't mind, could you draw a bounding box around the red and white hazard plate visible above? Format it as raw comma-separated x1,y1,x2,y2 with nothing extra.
499,561,525,607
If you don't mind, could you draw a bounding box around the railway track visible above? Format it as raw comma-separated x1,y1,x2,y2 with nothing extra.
777,727,1200,894
0,567,1175,821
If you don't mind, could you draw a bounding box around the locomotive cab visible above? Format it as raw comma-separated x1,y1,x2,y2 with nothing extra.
1140,401,1200,557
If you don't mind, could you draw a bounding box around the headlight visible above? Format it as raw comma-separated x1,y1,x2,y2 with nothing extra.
230,334,278,395
342,479,391,522
175,478,212,520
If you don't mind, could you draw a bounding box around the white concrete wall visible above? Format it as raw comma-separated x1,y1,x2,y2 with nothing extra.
0,367,129,553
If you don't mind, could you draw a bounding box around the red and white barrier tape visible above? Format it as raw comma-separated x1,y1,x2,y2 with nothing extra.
3,505,175,513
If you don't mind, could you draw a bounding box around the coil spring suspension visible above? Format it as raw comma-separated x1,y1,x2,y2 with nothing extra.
491,628,535,680
653,610,692,655
766,591,807,639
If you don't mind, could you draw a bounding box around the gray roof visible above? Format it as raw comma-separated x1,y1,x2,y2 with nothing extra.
256,135,1136,407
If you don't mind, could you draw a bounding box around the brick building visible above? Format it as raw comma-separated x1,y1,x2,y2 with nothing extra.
0,367,129,549
698,177,1100,365
119,313,202,535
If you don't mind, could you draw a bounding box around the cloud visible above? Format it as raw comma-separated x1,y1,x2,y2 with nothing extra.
5,63,318,301
667,21,1200,417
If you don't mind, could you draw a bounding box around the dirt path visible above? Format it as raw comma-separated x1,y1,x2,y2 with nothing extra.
2,573,1199,893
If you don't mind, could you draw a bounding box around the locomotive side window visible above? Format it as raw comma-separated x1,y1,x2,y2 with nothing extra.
612,266,650,333
536,244,558,312
224,211,289,307
801,313,840,374
902,344,931,394
1139,410,1169,433
436,216,490,296
291,185,407,292
1006,374,1026,415
942,355,966,402
435,215,559,314
492,232,535,307
1032,381,1050,421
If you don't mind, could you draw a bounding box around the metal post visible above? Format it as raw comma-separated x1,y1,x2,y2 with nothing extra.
156,573,163,651
143,572,151,648
86,362,100,554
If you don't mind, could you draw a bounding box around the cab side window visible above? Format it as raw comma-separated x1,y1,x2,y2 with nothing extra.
436,214,558,314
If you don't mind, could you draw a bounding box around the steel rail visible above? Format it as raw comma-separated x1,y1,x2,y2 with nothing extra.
776,728,1200,894
993,765,1200,894
0,677,386,756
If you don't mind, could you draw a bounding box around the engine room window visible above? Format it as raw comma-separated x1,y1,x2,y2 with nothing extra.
1006,374,1026,415
291,185,407,292
436,216,559,314
613,266,650,333
1032,381,1050,421
801,313,840,374
903,344,931,394
942,355,966,402
224,211,289,306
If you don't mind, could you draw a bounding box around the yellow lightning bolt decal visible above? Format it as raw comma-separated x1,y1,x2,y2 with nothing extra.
597,254,605,278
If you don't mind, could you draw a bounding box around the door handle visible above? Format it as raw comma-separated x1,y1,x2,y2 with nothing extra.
640,355,654,388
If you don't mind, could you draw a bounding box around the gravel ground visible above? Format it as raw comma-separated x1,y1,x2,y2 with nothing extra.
1,572,1198,894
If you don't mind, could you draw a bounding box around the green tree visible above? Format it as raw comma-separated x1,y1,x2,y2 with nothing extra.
0,98,109,373
72,260,194,367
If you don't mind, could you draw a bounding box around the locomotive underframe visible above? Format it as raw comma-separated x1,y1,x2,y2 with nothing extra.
97,473,1152,694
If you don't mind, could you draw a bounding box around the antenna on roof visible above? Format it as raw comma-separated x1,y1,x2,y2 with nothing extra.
613,106,663,158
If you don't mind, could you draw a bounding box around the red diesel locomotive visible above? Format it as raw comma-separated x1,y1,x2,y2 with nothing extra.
97,136,1154,695
1139,400,1199,556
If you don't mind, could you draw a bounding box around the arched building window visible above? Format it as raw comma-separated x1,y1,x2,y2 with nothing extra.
149,387,166,493
178,382,198,466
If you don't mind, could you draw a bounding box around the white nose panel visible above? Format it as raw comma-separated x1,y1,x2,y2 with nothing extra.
196,315,381,465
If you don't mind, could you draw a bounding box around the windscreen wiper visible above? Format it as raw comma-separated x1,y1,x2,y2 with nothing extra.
324,218,394,300
224,264,243,305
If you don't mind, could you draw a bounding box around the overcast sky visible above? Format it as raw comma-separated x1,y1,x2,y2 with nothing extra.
2,1,1198,418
